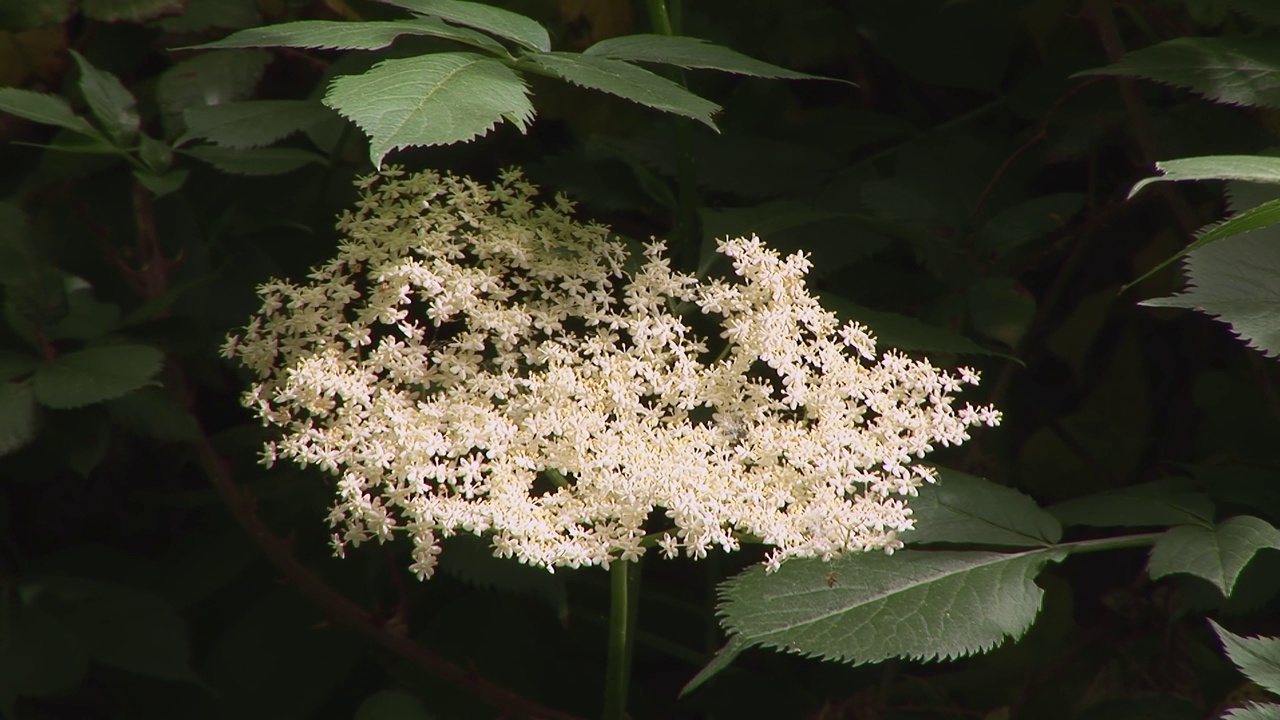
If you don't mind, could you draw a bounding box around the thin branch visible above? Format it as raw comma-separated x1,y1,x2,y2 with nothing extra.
1084,0,1200,237
190,424,587,720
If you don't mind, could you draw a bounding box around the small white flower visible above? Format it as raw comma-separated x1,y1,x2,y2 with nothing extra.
224,168,1000,578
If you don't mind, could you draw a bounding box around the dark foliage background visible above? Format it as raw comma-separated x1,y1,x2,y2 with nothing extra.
2,1,1279,719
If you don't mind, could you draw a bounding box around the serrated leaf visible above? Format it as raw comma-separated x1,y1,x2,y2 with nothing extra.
0,382,36,456
325,52,532,167
715,548,1067,670
526,52,719,130
355,690,434,720
69,50,138,144
181,100,330,149
1140,226,1280,357
1129,197,1280,292
156,50,269,137
1077,38,1280,109
1148,516,1280,596
183,145,326,175
0,88,98,136
1049,479,1215,529
190,17,505,55
1131,156,1280,198
967,276,1035,347
373,0,549,52
904,468,1061,547
1224,703,1280,720
81,0,184,23
585,34,837,82
31,344,164,409
1212,620,1280,696
30,576,199,683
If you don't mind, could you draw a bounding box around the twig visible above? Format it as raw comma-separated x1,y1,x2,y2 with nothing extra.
191,425,587,720
1084,0,1200,237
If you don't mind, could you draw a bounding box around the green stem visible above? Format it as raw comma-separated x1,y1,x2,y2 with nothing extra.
603,560,640,720
1056,532,1165,555
644,0,700,271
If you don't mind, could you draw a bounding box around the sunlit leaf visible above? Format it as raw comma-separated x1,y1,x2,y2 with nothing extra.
1128,197,1280,291
905,468,1061,547
1078,38,1280,108
1212,620,1280,696
1049,478,1215,529
325,52,532,166
1131,156,1280,198
191,17,506,55
585,34,838,81
374,0,550,52
526,52,719,129
705,548,1066,684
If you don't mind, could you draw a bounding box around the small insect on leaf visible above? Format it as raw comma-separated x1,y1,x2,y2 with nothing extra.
825,571,838,588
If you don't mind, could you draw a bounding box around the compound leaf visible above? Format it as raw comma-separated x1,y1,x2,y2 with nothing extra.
710,548,1066,678
31,344,163,409
1148,516,1280,596
1212,620,1280,696
526,52,719,130
373,0,550,52
325,52,532,167
1079,38,1280,108
585,34,835,81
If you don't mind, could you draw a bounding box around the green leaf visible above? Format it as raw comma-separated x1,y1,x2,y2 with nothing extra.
1077,38,1280,109
0,352,37,381
967,276,1035,348
156,0,261,32
1148,516,1280,596
1128,197,1280,292
156,50,270,137
1131,156,1280,198
0,599,87,699
681,634,749,696
904,468,1061,547
436,535,568,623
30,576,199,683
977,193,1085,256
81,0,183,22
525,52,720,130
1141,226,1280,357
713,548,1067,671
106,386,199,441
45,284,120,341
69,50,139,144
324,52,533,167
373,0,550,52
0,382,36,456
355,690,434,720
182,145,326,175
1049,479,1215,529
190,17,506,55
0,88,99,136
133,169,188,196
816,294,1001,356
32,344,164,409
0,0,75,30
181,99,330,149
137,132,174,173
585,34,838,81
1223,704,1280,720
1212,620,1280,696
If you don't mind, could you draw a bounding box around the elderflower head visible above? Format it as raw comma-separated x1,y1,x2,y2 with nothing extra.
223,167,1000,579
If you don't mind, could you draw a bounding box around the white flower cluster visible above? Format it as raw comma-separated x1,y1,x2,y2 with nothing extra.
223,167,1000,579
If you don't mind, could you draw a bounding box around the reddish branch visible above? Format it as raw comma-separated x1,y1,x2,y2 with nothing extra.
191,424,586,720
